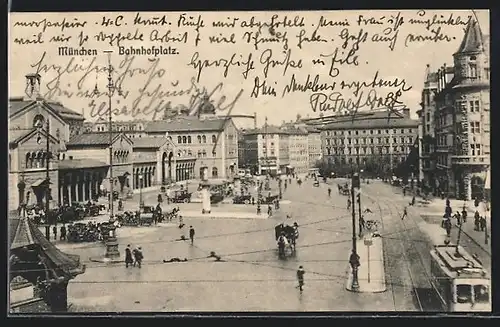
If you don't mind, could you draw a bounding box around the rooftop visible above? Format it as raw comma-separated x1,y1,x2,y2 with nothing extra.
244,125,289,135
145,116,231,133
320,111,418,130
132,137,170,149
9,97,84,121
59,158,108,170
455,18,485,54
68,132,124,146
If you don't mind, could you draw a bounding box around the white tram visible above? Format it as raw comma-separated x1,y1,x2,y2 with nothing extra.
430,244,491,312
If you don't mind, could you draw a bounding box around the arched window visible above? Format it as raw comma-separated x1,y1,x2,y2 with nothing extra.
212,167,218,178
26,152,31,168
178,150,182,157
177,136,182,143
33,114,45,128
182,136,187,144
187,150,192,156
197,150,202,158
188,136,192,144
202,150,207,157
202,135,206,143
36,152,43,168
212,135,217,143
197,135,201,143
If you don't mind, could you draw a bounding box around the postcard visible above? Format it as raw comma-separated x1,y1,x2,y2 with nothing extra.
8,9,491,313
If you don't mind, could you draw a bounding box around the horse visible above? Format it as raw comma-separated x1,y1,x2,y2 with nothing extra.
277,235,294,258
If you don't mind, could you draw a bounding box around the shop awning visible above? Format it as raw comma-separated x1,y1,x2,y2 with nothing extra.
31,179,51,187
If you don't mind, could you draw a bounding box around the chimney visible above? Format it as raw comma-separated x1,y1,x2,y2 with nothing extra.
24,73,42,100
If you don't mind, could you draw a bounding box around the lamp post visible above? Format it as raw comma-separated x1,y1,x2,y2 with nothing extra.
350,171,360,291
36,119,52,240
139,174,144,208
91,50,124,261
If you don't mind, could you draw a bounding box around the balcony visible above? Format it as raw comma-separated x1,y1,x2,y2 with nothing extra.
451,155,489,166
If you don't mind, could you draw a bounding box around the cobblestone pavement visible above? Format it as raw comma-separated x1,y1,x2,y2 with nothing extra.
64,178,402,312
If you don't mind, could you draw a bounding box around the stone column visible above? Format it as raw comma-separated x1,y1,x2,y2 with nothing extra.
82,175,87,201
465,172,472,201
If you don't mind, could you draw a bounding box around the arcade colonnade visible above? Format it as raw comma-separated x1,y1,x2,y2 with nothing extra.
58,168,108,204
133,166,156,189
176,161,195,182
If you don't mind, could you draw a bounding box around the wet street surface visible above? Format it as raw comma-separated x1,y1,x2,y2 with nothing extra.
62,179,490,312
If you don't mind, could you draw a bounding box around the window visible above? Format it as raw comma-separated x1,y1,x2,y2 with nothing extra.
202,150,207,157
348,131,351,135
474,285,489,303
197,135,202,143
355,139,358,144
177,136,182,143
470,122,480,134
197,150,202,158
400,137,405,143
370,130,374,135
348,139,351,144
270,150,275,156
409,137,413,143
202,135,207,143
470,64,477,78
188,136,192,144
393,137,397,144
212,167,218,178
212,135,217,143
182,136,187,144
385,137,389,144
355,131,358,135
385,129,389,134
212,150,216,157
377,130,381,134
408,129,412,133
377,137,381,144
456,284,472,304
400,129,404,133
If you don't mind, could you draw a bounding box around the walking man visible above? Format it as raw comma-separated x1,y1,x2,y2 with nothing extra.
125,244,134,268
296,266,305,292
328,188,331,197
133,246,143,268
52,226,57,241
347,198,351,210
401,206,408,220
189,226,195,245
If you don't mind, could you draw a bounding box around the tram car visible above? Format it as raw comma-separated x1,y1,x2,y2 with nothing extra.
430,244,491,312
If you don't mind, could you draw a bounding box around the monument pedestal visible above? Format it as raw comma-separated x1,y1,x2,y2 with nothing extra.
201,183,211,214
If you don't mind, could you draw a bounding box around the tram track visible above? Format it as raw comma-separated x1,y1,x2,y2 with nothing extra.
380,198,447,312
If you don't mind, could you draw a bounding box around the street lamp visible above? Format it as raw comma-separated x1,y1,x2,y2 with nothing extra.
36,119,53,241
91,50,124,261
349,171,360,291
139,174,144,208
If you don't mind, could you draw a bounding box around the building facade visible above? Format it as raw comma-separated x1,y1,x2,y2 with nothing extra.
417,65,439,189
429,19,490,200
8,74,85,209
281,125,309,175
145,116,239,179
241,126,291,176
305,126,322,168
66,133,134,200
320,109,419,176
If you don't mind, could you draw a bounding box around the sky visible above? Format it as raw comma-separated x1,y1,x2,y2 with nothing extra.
9,9,489,126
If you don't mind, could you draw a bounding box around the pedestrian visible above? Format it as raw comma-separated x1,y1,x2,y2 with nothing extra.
268,204,273,217
52,226,57,241
125,244,134,268
474,197,480,208
474,211,480,231
251,197,255,205
461,206,467,223
444,218,452,237
189,226,195,245
60,225,66,241
479,216,486,231
401,206,408,220
403,187,406,197
133,246,143,268
296,266,305,292
328,188,331,197
257,204,261,215
347,198,351,210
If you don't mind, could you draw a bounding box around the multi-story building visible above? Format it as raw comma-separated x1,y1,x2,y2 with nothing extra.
145,116,239,179
431,18,490,200
320,109,419,176
417,65,439,189
241,125,295,176
305,126,322,168
281,125,309,175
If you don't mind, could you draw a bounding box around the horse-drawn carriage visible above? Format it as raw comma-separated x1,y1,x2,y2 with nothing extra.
139,206,156,226
338,184,350,196
116,211,140,226
275,223,299,258
262,194,279,205
67,222,99,242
